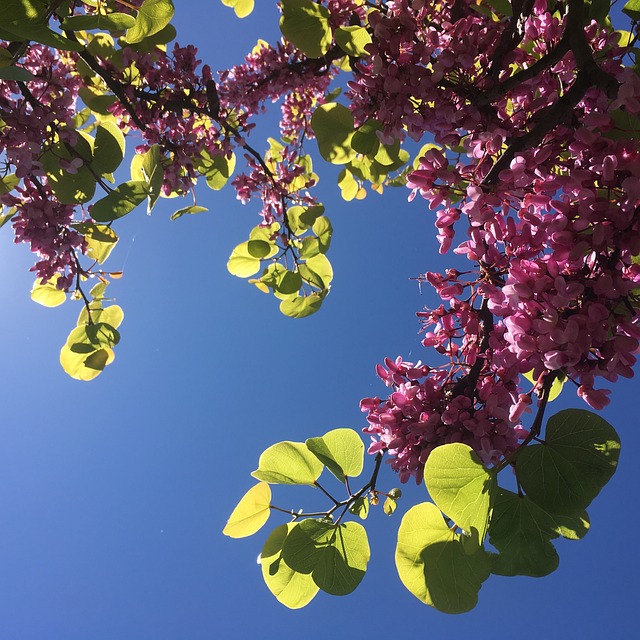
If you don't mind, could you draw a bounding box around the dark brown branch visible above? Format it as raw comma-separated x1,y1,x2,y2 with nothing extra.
483,0,619,186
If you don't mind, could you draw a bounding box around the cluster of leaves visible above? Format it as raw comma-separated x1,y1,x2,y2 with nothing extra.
225,409,620,612
224,428,403,607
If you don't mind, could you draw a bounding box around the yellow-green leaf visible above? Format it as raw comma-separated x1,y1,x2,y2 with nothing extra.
30,276,66,307
223,482,271,538
252,441,323,485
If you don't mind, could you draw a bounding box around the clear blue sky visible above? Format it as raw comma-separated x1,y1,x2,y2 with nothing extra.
0,3,638,638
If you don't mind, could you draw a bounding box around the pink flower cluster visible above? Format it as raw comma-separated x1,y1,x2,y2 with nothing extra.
350,0,640,478
0,44,86,288
107,43,229,195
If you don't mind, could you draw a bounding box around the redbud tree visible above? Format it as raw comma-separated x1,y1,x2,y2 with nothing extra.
1,0,639,613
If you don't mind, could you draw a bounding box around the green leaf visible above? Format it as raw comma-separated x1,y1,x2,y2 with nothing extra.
489,489,559,577
485,0,513,15
286,204,324,235
337,168,359,201
252,441,324,485
78,304,124,329
424,443,495,547
0,206,16,230
170,205,208,221
92,122,125,176
517,409,621,515
305,428,364,480
588,0,612,24
299,253,333,290
247,240,273,259
623,0,640,20
279,294,323,318
90,180,150,222
41,139,97,205
85,322,120,349
282,520,370,595
222,482,271,538
383,497,397,516
72,223,118,264
549,511,590,540
349,497,369,520
125,0,175,44
0,174,19,195
0,0,48,22
606,109,640,140
334,25,372,57
227,241,262,278
130,145,164,211
312,215,332,253
260,524,319,609
221,0,255,19
30,276,66,307
273,269,302,296
395,502,491,613
78,87,117,115
197,150,236,191
351,120,381,156
523,370,566,401
0,21,83,51
279,0,331,59
311,103,356,165
0,65,35,81
61,12,137,32
60,341,114,381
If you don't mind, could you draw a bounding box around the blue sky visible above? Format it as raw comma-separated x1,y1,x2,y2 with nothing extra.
0,2,638,638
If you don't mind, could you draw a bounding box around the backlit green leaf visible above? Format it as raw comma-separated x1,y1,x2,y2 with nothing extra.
260,524,319,608
0,65,35,81
125,0,175,44
221,0,255,19
395,502,490,613
31,276,66,307
90,181,150,222
252,441,323,485
78,304,124,329
279,0,331,58
349,497,369,520
60,341,113,381
0,21,83,50
61,12,137,32
282,519,370,595
279,294,323,318
517,409,620,515
222,482,271,538
299,253,333,290
623,0,640,20
383,497,397,516
92,122,125,176
305,428,364,480
334,25,372,57
311,103,356,164
72,223,118,264
41,139,97,205
197,151,236,191
0,206,16,230
286,204,324,235
0,174,19,195
424,443,495,547
227,241,262,278
312,215,332,253
549,511,590,540
523,370,566,401
489,489,559,577
170,205,208,221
